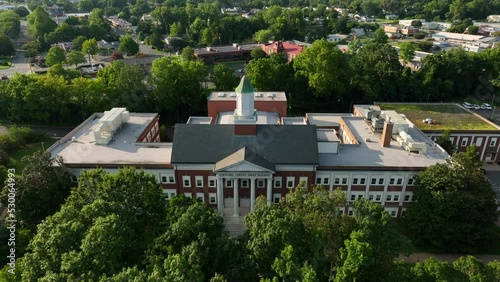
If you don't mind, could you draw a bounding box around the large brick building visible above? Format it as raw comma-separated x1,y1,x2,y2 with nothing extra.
50,77,450,218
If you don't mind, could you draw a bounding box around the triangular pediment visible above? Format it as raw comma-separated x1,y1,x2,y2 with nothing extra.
214,146,275,172
220,160,273,173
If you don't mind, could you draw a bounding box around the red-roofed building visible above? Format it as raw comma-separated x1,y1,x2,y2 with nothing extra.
260,41,304,62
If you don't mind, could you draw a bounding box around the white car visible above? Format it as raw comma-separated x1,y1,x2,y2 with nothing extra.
463,102,472,109
482,103,492,110
473,105,481,110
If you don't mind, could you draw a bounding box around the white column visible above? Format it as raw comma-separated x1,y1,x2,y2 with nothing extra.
217,175,223,214
250,178,256,212
233,178,239,217
266,177,272,206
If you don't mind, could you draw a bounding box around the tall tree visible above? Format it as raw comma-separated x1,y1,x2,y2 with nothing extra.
294,39,351,97
66,50,86,68
119,34,139,55
0,151,71,230
373,28,388,44
0,33,15,56
399,42,416,66
81,38,98,58
26,6,57,39
402,147,498,253
212,64,240,91
0,10,21,38
45,46,66,66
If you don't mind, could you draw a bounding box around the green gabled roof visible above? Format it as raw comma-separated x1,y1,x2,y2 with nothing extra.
235,76,255,94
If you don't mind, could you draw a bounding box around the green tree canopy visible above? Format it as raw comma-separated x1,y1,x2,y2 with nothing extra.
294,39,351,97
213,64,240,91
27,6,57,39
119,34,139,55
81,38,98,57
0,10,21,38
373,28,388,44
45,46,67,66
403,146,498,253
66,50,86,68
0,33,15,56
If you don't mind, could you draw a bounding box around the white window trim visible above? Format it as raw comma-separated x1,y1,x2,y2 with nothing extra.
273,193,281,203
241,179,249,188
461,138,468,146
182,176,191,187
476,137,483,146
209,193,217,204
184,192,192,199
195,176,203,187
196,193,204,202
163,189,176,200
274,177,282,188
286,177,295,189
225,179,232,188
208,176,216,187
490,138,497,147
257,179,265,188
300,177,308,185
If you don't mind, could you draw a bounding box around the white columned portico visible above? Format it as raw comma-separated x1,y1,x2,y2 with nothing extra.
250,178,256,211
266,177,272,206
233,179,239,217
217,175,223,214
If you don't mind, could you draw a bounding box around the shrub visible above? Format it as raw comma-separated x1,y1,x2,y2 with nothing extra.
414,33,425,39
0,126,45,152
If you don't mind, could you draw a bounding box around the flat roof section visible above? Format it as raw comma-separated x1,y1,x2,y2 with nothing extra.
319,116,449,168
195,44,261,55
187,117,212,124
306,113,352,127
282,117,307,125
49,113,173,166
216,111,280,125
209,91,287,102
317,129,339,142
378,103,500,131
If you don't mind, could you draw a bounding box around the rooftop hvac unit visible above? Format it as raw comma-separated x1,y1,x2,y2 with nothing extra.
267,93,275,98
217,93,226,97
255,93,263,97
230,92,237,97
94,108,129,145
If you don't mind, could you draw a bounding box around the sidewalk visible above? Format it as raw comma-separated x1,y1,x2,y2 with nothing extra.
400,253,500,263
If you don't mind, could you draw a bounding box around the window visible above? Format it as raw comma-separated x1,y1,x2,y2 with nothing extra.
369,194,374,200
389,178,395,185
491,138,497,147
316,177,322,184
476,137,483,146
287,177,295,188
257,179,265,188
401,209,407,217
461,138,468,146
352,178,358,185
163,189,176,200
350,195,356,201
394,195,399,201
225,179,232,188
184,192,192,199
182,176,191,187
195,176,203,187
196,193,204,202
408,177,414,186
323,178,329,185
160,173,175,184
241,179,249,188
209,193,216,204
273,193,281,203
360,178,366,185
396,178,402,185
371,178,377,185
70,175,78,183
386,195,392,201
300,177,308,185
390,210,397,217
208,176,216,187
378,178,384,185
348,210,353,216
375,195,381,202
334,178,340,185
357,195,363,200
404,194,412,202
342,178,348,185
274,177,282,188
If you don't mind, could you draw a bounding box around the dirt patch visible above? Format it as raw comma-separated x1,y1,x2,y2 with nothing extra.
0,125,7,134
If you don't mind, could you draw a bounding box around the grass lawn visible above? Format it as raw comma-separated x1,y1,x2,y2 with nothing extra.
0,58,12,70
379,104,498,131
8,136,57,173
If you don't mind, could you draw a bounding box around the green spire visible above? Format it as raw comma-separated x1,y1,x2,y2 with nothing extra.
235,76,255,94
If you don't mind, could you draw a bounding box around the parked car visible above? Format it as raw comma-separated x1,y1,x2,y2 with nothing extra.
473,105,481,110
463,102,472,109
483,103,492,110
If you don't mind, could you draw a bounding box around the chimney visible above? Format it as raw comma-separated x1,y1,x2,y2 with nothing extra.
381,121,393,147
